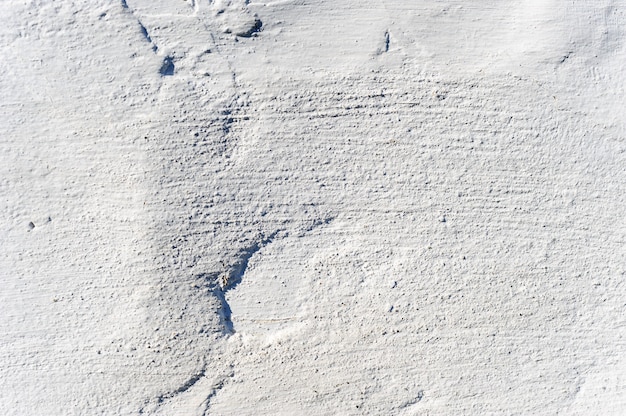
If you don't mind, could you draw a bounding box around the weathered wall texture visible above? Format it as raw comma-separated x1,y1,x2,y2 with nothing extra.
1,1,625,414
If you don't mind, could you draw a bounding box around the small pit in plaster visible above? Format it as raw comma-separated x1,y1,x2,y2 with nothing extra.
160,56,175,76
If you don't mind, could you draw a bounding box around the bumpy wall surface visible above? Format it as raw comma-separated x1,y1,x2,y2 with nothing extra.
1,1,625,414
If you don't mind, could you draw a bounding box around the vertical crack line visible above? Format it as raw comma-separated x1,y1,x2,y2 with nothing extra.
384,30,390,52
376,30,390,55
201,376,229,416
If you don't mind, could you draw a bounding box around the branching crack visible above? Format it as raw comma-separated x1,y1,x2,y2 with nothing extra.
204,217,333,334
194,232,280,334
219,231,279,292
210,231,280,333
143,368,234,415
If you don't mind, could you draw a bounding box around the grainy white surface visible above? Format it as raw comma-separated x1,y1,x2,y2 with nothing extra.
1,1,625,415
